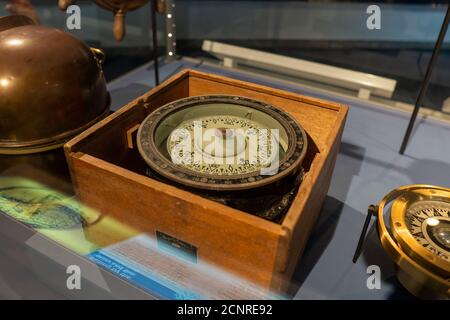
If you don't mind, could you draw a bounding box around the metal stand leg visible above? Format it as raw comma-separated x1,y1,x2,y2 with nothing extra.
165,0,177,60
352,205,377,263
399,6,450,155
151,0,160,85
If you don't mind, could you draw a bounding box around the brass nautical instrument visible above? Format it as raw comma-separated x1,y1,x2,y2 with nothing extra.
0,15,109,185
0,15,110,155
58,0,150,41
374,185,450,299
136,95,308,221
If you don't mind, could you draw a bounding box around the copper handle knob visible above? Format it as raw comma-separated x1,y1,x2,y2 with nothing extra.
58,0,77,10
113,10,126,41
156,0,166,13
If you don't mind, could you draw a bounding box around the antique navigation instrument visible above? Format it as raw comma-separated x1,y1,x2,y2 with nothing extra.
358,185,450,299
0,15,110,155
0,175,91,230
0,184,83,230
137,95,308,222
0,15,109,181
0,176,104,255
58,0,150,41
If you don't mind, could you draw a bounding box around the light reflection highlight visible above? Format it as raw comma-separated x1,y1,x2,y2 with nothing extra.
0,78,11,88
6,38,24,46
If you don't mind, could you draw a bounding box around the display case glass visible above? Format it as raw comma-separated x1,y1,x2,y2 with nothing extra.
0,0,449,301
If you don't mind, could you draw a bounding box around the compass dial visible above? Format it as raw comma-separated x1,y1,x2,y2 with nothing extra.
0,186,83,229
166,114,285,176
390,187,450,278
405,201,450,262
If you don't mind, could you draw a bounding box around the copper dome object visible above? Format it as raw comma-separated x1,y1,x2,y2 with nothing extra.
58,0,150,41
0,15,110,155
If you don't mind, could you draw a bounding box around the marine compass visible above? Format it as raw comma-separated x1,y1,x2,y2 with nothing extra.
355,185,450,299
136,95,308,221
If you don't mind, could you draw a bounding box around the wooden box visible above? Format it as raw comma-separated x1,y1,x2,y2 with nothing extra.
65,69,348,293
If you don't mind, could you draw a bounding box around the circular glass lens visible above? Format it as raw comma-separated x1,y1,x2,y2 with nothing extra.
426,219,450,252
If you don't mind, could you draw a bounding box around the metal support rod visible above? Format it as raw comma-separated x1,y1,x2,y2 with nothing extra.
399,5,450,154
165,0,177,60
352,205,377,263
151,0,160,85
